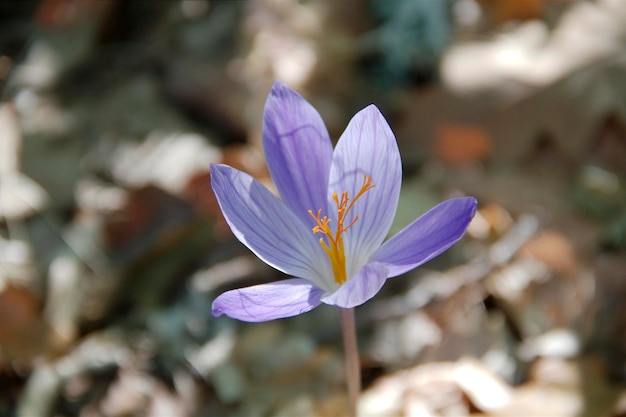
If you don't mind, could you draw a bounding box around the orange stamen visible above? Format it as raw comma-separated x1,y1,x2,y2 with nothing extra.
307,175,375,285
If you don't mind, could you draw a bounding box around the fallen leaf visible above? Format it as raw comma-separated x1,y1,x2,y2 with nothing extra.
0,285,59,365
477,0,545,25
435,123,491,166
518,231,577,276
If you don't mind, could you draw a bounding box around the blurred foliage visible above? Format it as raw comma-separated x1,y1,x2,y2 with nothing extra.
364,0,453,87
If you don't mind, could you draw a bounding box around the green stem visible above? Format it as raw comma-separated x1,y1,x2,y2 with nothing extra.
338,307,361,417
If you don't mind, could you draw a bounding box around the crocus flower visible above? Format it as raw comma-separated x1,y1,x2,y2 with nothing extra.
211,81,477,322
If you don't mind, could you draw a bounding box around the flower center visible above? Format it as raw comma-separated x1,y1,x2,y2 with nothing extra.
308,175,375,285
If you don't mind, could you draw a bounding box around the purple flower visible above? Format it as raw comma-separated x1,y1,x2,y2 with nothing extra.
210,81,477,322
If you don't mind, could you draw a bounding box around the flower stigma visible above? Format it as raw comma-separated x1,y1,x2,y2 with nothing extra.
308,175,375,285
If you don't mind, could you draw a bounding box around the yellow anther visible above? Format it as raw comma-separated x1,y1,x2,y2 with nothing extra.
307,175,375,285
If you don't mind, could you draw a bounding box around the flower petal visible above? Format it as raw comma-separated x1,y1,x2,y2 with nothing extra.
212,278,324,322
372,197,478,278
210,164,334,288
328,105,402,276
321,262,388,308
263,81,334,227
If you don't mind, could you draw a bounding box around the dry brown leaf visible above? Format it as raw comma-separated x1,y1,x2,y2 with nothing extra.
435,123,492,166
34,0,112,29
0,286,59,365
480,203,514,236
104,185,192,257
477,0,545,25
518,231,578,276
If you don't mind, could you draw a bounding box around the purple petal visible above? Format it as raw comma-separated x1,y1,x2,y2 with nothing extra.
328,105,402,277
321,262,388,308
210,164,334,288
372,197,478,278
263,81,334,227
212,278,324,322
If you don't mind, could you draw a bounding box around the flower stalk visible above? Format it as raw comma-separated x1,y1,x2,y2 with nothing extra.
339,307,360,417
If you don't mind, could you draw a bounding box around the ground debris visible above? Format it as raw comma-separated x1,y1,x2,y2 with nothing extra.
0,1,625,416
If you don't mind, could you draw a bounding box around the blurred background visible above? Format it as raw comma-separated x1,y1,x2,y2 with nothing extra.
0,0,625,416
